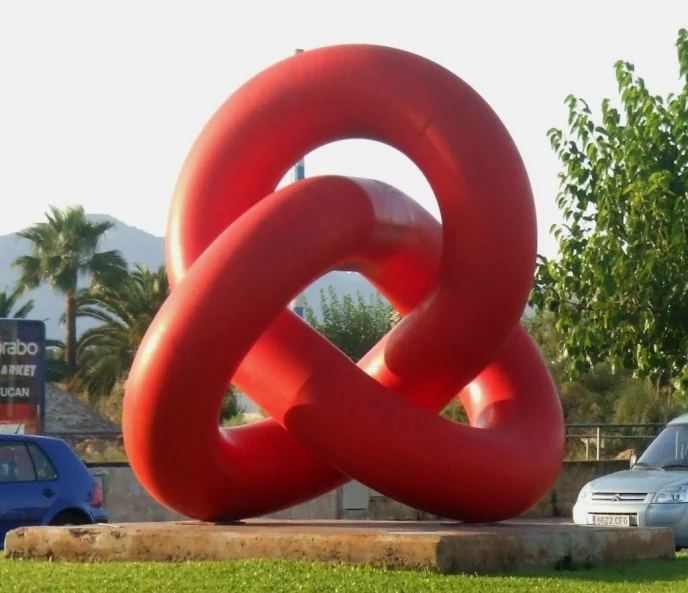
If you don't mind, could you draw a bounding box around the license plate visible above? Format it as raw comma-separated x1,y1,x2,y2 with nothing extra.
591,514,631,527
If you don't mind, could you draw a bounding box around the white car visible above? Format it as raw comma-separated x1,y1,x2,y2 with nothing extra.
573,413,688,549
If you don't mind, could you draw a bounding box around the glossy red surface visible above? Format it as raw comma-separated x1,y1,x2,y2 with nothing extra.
123,45,564,522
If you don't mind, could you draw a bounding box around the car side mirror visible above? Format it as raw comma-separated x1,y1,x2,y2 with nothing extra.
630,453,638,468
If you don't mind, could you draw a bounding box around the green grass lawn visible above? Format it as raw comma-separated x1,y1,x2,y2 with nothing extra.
1,556,687,593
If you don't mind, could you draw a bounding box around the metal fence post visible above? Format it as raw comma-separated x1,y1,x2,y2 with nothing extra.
596,426,601,461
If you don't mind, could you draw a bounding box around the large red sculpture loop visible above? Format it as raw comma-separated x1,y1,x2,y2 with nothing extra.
123,45,565,523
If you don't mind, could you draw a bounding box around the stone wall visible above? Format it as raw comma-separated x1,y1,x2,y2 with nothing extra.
362,460,631,521
89,464,186,523
89,460,632,524
89,464,341,524
264,490,341,520
523,460,631,518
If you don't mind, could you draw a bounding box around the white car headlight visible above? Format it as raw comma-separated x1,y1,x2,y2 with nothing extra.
652,484,688,504
577,482,593,502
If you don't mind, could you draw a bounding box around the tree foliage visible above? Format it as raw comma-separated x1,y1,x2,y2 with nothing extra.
531,29,688,399
305,286,395,362
43,339,74,384
75,264,169,400
12,206,127,370
0,287,34,319
525,310,678,428
220,388,244,425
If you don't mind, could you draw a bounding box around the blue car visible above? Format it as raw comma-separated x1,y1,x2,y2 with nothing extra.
0,434,107,547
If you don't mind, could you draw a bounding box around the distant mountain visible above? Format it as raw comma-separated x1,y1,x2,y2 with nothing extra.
0,214,379,340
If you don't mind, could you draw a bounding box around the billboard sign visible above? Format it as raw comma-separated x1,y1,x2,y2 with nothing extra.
0,319,46,434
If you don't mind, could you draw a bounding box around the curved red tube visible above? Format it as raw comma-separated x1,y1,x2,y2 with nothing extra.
123,45,564,522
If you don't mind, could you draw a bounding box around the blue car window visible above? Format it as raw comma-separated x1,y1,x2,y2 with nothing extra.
26,443,58,481
0,443,36,483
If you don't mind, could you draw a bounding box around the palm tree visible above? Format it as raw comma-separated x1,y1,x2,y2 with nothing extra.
0,286,34,318
12,205,127,371
75,264,169,400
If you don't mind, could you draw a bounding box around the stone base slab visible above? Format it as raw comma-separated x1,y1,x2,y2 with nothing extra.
4,519,676,575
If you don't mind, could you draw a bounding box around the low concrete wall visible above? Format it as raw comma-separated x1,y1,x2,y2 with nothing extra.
524,460,631,518
363,461,631,521
89,464,341,523
264,490,340,520
89,464,186,523
89,460,631,523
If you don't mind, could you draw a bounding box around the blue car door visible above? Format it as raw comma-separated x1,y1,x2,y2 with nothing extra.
0,441,51,543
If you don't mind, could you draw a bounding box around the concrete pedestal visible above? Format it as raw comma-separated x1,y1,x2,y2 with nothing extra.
4,519,675,575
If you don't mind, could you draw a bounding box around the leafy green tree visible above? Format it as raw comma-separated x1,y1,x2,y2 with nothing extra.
526,309,680,428
0,286,34,319
531,29,688,405
614,376,681,425
12,206,127,371
305,286,394,362
220,388,245,426
43,339,73,384
522,309,567,384
75,264,169,400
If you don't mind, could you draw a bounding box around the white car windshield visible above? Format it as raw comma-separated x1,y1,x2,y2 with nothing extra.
635,424,688,470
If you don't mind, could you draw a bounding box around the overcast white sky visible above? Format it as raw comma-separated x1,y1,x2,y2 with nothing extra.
1,0,686,259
